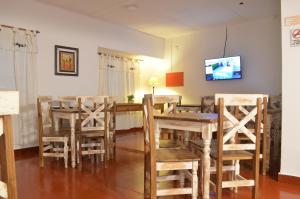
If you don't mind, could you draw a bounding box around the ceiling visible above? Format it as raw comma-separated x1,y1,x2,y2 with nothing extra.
36,0,280,38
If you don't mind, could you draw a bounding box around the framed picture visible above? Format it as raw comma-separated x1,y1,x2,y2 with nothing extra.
55,45,79,76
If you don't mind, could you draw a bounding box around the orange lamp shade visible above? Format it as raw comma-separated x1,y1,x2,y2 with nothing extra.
166,72,184,87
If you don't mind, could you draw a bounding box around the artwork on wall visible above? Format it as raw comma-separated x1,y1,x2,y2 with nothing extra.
55,45,79,76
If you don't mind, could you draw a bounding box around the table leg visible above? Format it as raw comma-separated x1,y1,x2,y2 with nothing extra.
202,124,212,199
0,116,18,199
70,114,76,168
53,115,59,131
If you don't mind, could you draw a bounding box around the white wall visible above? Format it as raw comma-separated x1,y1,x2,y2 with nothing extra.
164,17,281,104
281,0,300,177
0,0,165,96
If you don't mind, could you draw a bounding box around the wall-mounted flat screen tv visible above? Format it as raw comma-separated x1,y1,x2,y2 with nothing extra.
204,56,242,81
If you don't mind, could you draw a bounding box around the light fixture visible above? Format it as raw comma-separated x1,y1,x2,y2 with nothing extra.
166,40,184,87
166,72,184,87
148,77,159,94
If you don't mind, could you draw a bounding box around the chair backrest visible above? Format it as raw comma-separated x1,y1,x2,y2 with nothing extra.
143,94,157,198
268,95,281,111
153,95,181,114
37,96,53,135
232,95,268,134
58,96,78,110
215,94,265,154
201,95,216,113
77,96,109,132
177,105,202,113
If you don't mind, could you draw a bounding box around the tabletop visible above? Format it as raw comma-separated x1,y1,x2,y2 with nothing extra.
154,112,218,123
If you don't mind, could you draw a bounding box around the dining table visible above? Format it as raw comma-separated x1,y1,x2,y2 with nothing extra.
154,111,232,199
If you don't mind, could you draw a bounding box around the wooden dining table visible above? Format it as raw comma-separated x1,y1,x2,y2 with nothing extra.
154,112,232,199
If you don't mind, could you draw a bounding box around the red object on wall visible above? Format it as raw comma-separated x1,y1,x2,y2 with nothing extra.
166,72,184,87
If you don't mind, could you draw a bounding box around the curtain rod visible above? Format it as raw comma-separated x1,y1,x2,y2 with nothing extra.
98,52,143,62
0,24,40,34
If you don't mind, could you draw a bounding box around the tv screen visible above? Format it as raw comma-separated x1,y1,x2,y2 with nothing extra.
204,56,242,81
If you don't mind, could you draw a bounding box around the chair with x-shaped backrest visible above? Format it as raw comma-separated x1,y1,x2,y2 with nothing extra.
234,95,269,176
211,94,266,199
76,96,110,168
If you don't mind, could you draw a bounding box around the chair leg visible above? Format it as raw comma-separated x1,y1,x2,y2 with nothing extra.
179,171,185,187
253,156,260,199
64,139,68,169
192,161,198,199
78,137,83,168
234,160,240,193
144,154,150,198
199,151,204,196
76,139,80,164
54,142,60,161
113,132,116,159
39,142,44,168
216,158,223,199
104,137,107,168
262,131,270,175
100,139,104,162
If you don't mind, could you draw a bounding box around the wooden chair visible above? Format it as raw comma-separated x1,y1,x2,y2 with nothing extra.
143,94,200,199
212,94,265,199
0,91,19,199
268,95,281,111
76,96,109,168
37,96,69,168
234,96,269,175
201,95,216,113
153,95,181,114
268,95,282,180
153,95,182,147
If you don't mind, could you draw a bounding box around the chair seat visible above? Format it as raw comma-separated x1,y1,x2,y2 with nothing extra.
159,140,182,149
189,139,217,149
157,149,200,162
210,150,253,161
43,128,70,138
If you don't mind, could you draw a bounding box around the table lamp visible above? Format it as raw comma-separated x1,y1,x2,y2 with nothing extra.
148,77,159,94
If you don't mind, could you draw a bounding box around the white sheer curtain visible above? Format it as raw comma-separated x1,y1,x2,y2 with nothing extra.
0,26,38,149
99,54,142,130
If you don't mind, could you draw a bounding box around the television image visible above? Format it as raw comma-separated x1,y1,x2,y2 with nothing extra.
204,56,242,81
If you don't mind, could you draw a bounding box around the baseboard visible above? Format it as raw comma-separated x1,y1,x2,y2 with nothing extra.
278,174,300,185
116,146,144,154
14,146,39,159
116,127,143,137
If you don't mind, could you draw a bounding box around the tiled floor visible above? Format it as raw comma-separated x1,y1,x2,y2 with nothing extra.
15,134,300,199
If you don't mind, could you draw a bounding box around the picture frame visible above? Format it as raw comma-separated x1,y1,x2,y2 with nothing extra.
55,45,79,76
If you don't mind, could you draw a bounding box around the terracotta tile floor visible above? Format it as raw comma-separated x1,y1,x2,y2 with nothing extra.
15,134,300,199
